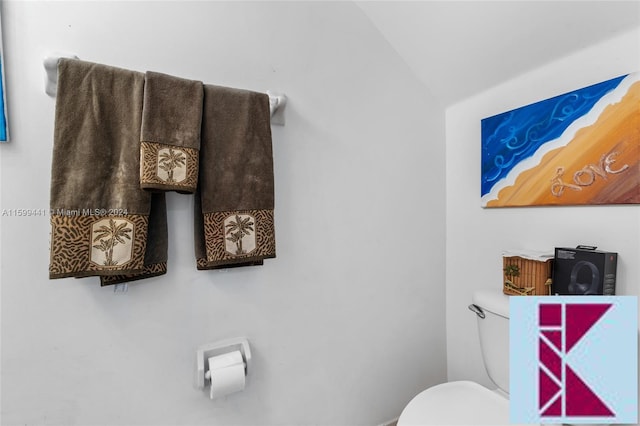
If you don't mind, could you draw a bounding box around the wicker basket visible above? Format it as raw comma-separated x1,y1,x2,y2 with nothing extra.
503,255,553,296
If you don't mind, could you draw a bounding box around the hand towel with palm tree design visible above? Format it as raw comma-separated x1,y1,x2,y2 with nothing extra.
140,71,203,193
195,85,276,268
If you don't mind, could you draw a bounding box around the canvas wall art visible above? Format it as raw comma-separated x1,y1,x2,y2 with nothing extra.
481,73,640,207
0,9,7,142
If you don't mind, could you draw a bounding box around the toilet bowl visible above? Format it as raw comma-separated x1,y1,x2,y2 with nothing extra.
398,380,518,425
397,290,605,426
397,290,534,425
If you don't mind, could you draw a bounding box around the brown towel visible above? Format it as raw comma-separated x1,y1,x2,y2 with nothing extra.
49,59,167,282
99,192,168,285
195,85,276,268
140,71,203,193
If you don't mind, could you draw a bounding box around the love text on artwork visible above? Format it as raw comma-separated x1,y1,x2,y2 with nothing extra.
551,150,629,197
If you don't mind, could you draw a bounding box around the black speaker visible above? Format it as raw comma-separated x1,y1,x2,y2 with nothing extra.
552,246,617,295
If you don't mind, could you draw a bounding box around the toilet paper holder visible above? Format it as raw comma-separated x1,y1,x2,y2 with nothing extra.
195,337,251,389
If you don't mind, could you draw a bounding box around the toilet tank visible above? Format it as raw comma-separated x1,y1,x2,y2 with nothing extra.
471,290,510,394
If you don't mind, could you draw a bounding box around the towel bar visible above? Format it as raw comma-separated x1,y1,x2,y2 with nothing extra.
43,54,286,124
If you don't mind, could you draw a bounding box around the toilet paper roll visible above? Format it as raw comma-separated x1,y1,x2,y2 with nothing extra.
207,350,246,399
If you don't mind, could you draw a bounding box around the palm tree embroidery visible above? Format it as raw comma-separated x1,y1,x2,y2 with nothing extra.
158,148,186,183
92,219,132,266
225,215,254,255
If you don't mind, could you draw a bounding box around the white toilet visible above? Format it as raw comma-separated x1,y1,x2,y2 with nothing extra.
397,289,530,425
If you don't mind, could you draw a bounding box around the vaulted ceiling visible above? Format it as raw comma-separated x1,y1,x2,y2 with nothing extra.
356,1,640,106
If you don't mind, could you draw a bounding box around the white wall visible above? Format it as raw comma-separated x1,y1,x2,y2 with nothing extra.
0,2,447,425
446,27,640,423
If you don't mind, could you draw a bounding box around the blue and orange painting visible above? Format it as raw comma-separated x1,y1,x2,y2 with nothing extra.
481,73,640,207
0,54,7,142
0,12,6,143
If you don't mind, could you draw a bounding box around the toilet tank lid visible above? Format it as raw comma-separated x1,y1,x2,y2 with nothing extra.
472,290,510,319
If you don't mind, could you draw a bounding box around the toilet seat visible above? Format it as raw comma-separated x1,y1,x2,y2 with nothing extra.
397,380,531,425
